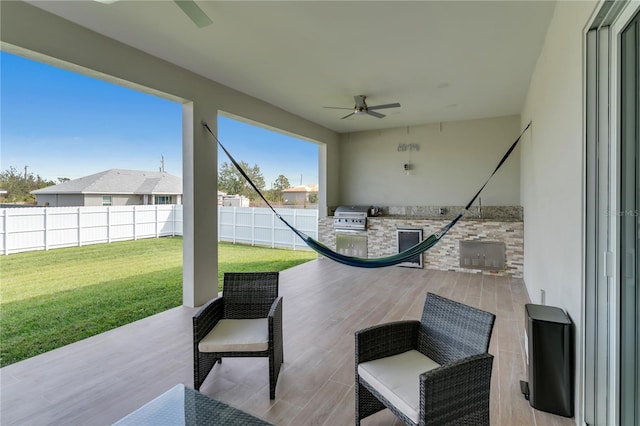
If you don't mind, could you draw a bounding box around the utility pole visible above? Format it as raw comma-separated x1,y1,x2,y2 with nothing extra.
300,174,303,185
160,155,165,173
24,165,29,180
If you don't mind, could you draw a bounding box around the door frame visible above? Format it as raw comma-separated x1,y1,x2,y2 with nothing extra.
584,1,640,424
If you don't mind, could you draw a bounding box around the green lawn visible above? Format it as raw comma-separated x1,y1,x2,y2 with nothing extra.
0,237,316,367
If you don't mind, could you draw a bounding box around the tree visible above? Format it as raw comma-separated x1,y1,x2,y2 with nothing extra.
217,161,265,200
263,189,282,203
272,175,291,191
0,166,55,203
261,174,292,203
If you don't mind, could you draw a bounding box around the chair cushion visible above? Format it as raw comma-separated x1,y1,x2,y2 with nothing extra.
198,319,269,352
358,350,440,424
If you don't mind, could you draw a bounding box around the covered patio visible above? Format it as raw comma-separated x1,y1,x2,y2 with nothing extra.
1,259,573,426
2,0,639,424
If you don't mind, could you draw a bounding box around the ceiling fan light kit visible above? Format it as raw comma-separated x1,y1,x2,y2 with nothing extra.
324,95,401,119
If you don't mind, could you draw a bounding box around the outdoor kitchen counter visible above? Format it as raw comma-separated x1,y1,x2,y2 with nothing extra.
318,216,524,278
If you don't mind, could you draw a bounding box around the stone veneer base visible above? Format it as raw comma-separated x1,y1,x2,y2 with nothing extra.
319,217,524,278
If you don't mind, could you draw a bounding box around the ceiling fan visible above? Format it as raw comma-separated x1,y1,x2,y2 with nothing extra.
324,95,401,119
94,0,213,28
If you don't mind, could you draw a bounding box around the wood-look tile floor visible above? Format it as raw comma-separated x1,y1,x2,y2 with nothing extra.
0,259,575,426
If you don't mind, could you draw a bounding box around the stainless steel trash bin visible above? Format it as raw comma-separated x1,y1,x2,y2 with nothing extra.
520,303,574,417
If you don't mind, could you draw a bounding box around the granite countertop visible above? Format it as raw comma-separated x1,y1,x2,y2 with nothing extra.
366,215,523,222
328,205,523,222
326,215,522,222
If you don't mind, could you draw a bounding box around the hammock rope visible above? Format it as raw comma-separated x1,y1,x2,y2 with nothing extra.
203,121,531,268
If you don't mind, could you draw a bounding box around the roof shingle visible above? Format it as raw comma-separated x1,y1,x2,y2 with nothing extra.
31,169,182,195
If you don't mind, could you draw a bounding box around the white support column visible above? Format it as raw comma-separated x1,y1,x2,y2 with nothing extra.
182,103,218,308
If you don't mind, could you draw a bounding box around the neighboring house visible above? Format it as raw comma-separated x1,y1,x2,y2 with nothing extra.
217,191,249,207
282,184,318,205
217,191,226,206
221,194,250,207
30,169,182,207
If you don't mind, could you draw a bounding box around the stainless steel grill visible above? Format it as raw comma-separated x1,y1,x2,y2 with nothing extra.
333,206,371,231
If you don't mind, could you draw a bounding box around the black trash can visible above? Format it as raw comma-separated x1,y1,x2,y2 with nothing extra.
520,303,574,417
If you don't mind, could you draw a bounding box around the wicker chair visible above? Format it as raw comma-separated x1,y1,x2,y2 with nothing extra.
355,292,496,426
193,272,283,399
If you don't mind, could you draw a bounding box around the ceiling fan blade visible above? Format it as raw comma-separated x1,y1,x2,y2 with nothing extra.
366,110,386,119
353,95,367,108
323,106,355,110
367,102,401,110
174,0,213,28
341,112,356,119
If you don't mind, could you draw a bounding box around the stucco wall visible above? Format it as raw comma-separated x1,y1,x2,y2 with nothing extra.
84,194,142,206
35,194,83,207
519,1,598,423
339,115,521,206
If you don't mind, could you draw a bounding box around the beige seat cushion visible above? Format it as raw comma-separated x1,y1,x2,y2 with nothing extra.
358,350,440,424
198,318,269,352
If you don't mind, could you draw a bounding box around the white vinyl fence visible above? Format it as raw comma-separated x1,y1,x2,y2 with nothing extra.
218,206,317,250
0,205,317,255
0,205,183,255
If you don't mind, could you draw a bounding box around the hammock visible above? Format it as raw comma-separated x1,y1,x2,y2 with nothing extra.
204,121,531,268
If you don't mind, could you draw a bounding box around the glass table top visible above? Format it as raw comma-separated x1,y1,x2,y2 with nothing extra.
113,384,273,426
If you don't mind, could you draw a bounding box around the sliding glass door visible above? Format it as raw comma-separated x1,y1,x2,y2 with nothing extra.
620,10,639,426
585,3,639,425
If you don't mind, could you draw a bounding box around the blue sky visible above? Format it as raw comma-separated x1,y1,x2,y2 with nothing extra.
1,51,318,187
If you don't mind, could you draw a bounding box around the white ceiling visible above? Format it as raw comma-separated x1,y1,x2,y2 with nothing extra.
27,1,556,133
